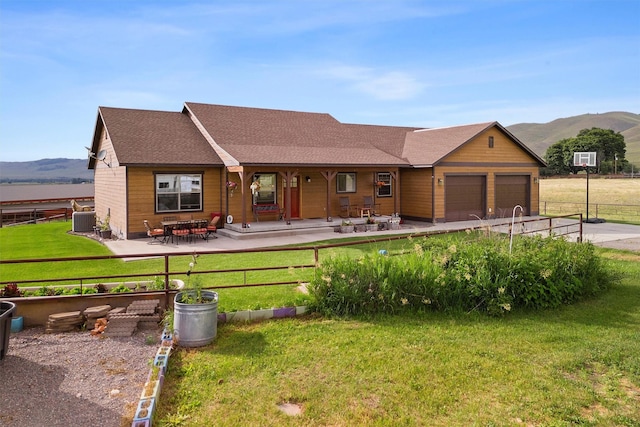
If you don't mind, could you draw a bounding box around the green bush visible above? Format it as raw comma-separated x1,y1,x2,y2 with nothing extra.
309,233,616,317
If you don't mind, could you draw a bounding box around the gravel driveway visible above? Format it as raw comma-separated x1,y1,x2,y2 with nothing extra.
0,327,159,427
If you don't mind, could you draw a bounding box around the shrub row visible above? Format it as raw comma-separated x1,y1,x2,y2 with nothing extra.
309,233,616,316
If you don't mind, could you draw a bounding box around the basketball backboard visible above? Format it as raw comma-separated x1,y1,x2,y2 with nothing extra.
573,152,596,167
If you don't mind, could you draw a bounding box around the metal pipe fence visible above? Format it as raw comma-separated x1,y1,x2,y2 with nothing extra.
0,215,583,301
541,201,640,223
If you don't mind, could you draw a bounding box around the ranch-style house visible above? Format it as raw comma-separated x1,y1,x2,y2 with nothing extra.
87,102,545,239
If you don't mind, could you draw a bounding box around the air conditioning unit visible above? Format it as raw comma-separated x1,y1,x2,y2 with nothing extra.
72,211,96,232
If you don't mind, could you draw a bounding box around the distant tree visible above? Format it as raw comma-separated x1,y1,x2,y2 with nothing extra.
543,138,574,175
544,127,626,175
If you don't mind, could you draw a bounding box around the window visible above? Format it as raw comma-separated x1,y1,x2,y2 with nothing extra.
156,173,202,212
252,173,276,204
376,172,392,197
488,136,494,148
337,172,356,193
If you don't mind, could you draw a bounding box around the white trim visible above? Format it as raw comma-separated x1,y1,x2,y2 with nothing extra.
183,103,240,167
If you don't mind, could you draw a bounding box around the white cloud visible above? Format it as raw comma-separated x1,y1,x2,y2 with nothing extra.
320,65,425,100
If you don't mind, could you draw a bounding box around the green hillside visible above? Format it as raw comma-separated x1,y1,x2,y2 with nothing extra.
0,158,93,183
507,112,640,167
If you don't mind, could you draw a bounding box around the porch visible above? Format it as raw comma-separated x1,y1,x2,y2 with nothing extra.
220,215,396,240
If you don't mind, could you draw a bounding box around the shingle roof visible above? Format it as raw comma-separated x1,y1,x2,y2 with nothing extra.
402,121,546,167
91,102,544,169
402,122,496,166
183,102,411,166
95,107,224,166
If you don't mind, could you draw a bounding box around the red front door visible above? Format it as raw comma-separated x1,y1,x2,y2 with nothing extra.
284,177,300,218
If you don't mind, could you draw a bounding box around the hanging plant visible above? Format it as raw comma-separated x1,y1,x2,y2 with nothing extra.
226,181,237,196
376,181,385,187
250,180,261,195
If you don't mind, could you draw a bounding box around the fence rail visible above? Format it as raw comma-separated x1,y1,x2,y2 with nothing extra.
0,216,583,303
541,201,640,222
0,207,73,227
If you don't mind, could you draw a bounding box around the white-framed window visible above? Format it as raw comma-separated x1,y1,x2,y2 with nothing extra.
376,172,392,197
252,173,276,204
156,173,202,212
337,172,356,193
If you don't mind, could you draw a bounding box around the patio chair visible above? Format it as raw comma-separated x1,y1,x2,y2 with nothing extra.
190,224,208,241
363,196,381,216
339,197,355,218
171,220,191,245
206,215,221,240
143,220,166,243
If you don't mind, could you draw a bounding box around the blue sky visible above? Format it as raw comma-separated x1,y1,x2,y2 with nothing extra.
1,0,638,162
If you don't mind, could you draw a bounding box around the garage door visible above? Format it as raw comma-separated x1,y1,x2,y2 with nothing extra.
445,175,486,222
495,175,529,217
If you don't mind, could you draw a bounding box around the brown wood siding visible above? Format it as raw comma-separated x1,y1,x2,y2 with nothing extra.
127,166,223,237
400,168,432,219
445,175,486,222
434,166,538,220
444,128,538,164
225,167,401,223
432,125,541,221
495,175,530,218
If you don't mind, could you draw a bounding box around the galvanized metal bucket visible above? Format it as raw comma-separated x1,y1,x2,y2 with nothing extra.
173,290,218,347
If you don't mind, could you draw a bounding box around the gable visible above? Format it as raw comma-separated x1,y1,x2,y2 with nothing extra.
442,127,543,165
184,102,410,166
90,107,224,168
402,122,545,167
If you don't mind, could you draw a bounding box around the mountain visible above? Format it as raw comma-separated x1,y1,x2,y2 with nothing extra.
506,112,640,166
1,112,638,182
0,158,93,183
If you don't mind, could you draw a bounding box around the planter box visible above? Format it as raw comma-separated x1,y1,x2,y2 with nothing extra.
173,290,218,347
340,225,355,233
365,224,378,232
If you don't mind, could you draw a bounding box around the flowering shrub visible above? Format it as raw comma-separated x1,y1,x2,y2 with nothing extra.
309,233,616,317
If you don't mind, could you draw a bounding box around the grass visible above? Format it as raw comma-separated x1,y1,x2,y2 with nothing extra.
157,251,640,426
540,177,640,224
0,222,415,312
2,220,639,425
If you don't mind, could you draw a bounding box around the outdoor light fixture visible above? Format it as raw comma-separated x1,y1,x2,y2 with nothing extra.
305,176,311,182
533,177,539,183
437,178,443,185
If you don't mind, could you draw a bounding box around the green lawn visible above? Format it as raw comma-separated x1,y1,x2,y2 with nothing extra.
157,252,640,426
0,221,414,311
2,221,639,426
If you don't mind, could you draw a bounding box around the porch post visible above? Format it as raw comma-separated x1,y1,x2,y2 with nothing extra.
278,170,297,225
321,170,337,221
242,170,253,227
389,170,399,215
227,166,247,227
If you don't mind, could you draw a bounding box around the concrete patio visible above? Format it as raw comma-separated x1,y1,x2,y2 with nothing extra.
102,216,640,256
